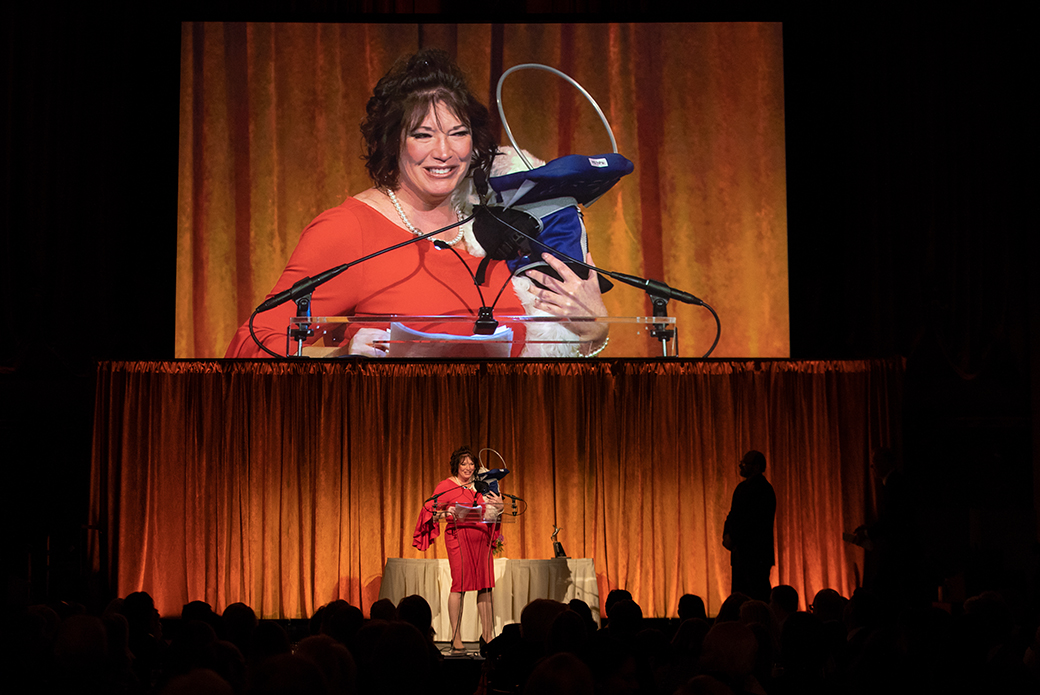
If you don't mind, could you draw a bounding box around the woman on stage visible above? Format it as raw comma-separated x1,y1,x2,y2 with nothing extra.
225,47,607,359
413,446,503,654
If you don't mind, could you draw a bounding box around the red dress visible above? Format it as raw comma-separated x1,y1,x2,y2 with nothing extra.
413,478,499,592
226,197,526,357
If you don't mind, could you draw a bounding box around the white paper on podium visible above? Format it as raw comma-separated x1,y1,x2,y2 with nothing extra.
387,322,514,358
452,503,479,522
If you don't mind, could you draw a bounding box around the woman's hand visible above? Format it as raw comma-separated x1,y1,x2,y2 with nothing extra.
483,491,504,522
525,252,609,347
483,491,504,511
348,328,391,357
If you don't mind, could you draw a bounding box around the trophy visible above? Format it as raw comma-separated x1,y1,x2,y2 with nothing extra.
551,525,568,558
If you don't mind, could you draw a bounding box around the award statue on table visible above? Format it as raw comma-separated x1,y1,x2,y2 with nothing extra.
552,525,567,559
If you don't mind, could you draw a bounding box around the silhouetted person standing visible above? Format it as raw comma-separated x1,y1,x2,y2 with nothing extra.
723,450,776,602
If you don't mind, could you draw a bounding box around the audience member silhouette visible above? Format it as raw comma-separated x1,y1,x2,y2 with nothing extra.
698,620,761,695
546,608,590,657
521,651,594,695
568,597,601,635
181,600,222,636
163,617,219,683
221,602,258,659
367,621,433,695
50,614,112,695
714,592,750,624
773,611,830,694
368,598,397,622
159,667,234,695
768,585,798,625
606,598,644,641
809,589,846,625
396,594,435,643
657,617,711,695
100,608,138,693
120,591,165,691
678,594,709,624
321,601,365,648
520,598,570,647
249,619,291,664
584,627,646,695
248,652,328,695
483,598,568,694
294,634,358,695
738,598,780,689
603,588,633,628
389,594,444,690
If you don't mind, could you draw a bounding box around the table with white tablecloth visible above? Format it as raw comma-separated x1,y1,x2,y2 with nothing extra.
377,557,600,642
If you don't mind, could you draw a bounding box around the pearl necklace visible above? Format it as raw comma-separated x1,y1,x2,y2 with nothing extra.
385,188,465,247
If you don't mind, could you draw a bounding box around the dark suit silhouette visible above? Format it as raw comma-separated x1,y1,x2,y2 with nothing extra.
724,469,776,602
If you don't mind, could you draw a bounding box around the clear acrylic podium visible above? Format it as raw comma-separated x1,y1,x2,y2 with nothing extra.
433,502,518,525
286,314,678,358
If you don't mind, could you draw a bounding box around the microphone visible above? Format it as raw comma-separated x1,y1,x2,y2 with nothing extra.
432,238,501,335
475,468,510,496
255,213,476,314
480,211,705,306
473,206,542,262
474,167,491,200
605,273,705,306
249,212,477,357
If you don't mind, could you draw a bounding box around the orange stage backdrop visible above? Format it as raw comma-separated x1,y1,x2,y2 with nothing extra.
89,358,900,619
176,22,789,359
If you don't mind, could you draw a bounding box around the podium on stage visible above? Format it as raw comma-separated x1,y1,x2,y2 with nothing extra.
432,502,517,525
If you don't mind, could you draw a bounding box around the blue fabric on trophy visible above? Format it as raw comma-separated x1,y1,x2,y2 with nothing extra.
488,154,633,284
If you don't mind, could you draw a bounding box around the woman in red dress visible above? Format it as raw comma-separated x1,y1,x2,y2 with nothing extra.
413,446,503,654
225,48,608,359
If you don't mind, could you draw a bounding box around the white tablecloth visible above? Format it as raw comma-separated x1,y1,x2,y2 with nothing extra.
378,558,599,641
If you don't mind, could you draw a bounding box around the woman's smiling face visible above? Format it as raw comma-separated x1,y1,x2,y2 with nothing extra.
396,101,472,208
456,454,476,483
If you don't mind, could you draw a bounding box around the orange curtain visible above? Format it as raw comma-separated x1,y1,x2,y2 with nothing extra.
176,22,789,359
89,358,900,619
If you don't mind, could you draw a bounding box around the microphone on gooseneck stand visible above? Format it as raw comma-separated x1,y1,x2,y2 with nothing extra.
435,173,545,336
473,167,490,201
474,468,510,496
431,221,519,336
431,239,502,336
475,207,705,307
473,162,544,285
471,208,722,357
248,212,476,357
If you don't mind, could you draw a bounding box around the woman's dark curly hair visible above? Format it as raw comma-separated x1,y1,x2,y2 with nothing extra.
361,48,497,191
449,446,476,477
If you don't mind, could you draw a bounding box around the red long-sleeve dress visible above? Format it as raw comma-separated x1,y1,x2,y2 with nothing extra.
413,478,500,592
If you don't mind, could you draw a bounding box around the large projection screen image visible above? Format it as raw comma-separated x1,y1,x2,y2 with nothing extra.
176,23,788,359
